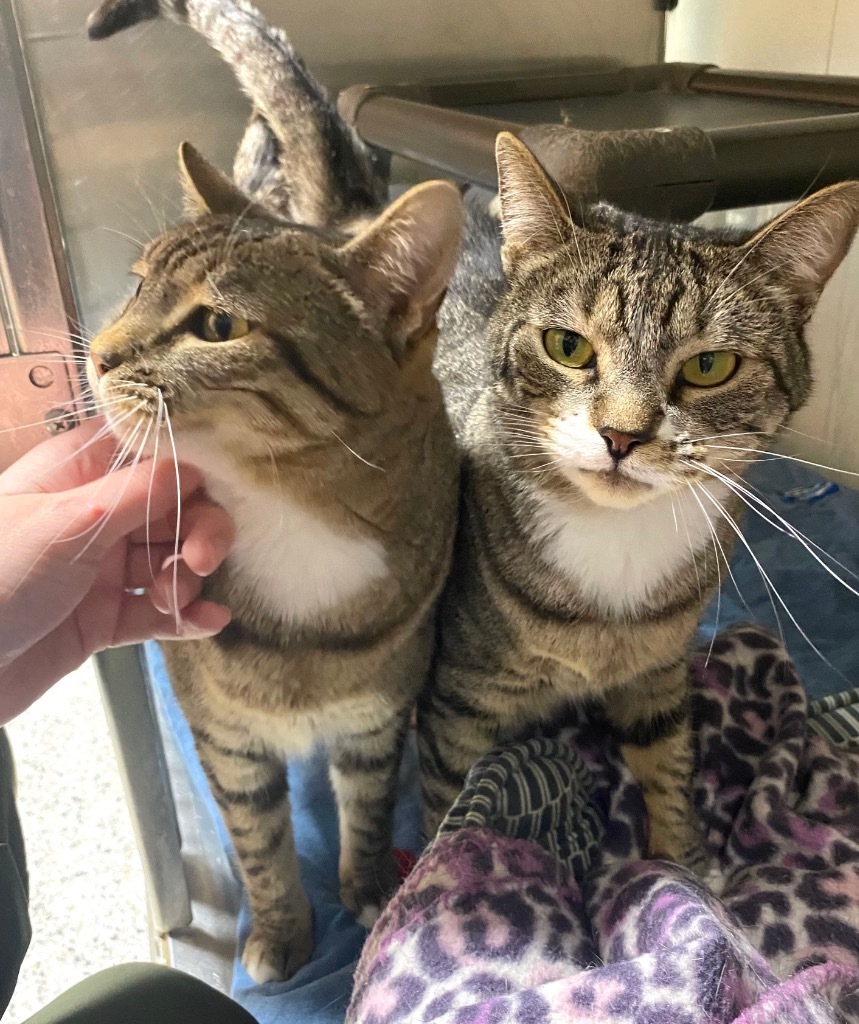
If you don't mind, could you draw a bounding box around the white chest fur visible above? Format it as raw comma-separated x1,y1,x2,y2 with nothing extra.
219,485,388,623
178,438,389,623
532,481,730,615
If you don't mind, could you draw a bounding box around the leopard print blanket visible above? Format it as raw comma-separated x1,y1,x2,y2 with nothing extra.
348,625,859,1024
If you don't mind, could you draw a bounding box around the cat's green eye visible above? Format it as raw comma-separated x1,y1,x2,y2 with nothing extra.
680,351,739,388
200,310,250,343
542,328,595,369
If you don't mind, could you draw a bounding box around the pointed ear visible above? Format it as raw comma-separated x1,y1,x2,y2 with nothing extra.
495,132,571,266
340,181,464,353
178,142,270,219
745,181,859,304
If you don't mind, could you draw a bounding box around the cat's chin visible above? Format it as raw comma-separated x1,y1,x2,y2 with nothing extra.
569,468,664,510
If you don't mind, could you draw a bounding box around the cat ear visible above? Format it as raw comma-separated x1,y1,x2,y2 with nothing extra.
744,181,859,303
495,132,571,265
178,142,270,219
340,181,464,352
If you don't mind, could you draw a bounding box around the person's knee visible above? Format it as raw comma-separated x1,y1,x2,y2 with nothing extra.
25,962,255,1024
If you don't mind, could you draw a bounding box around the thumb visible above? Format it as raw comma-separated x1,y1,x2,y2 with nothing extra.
57,458,203,560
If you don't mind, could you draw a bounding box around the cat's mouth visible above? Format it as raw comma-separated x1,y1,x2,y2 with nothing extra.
573,466,659,508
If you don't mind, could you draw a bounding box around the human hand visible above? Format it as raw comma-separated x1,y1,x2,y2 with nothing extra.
0,416,234,725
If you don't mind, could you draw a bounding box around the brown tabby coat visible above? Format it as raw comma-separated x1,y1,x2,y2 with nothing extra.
86,0,462,983
423,134,859,874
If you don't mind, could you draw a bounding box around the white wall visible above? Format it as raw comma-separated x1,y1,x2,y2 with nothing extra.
667,0,859,482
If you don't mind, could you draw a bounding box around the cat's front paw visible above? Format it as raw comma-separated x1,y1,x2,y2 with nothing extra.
242,906,313,984
340,858,400,929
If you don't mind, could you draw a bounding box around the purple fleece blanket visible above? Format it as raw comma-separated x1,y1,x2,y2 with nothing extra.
347,624,859,1024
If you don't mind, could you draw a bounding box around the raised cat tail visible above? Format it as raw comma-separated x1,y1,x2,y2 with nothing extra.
86,0,388,228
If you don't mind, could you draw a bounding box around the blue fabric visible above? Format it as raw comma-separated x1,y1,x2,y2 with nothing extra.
144,459,859,1024
697,460,859,699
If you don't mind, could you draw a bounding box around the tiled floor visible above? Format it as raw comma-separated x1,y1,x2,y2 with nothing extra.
5,663,150,1022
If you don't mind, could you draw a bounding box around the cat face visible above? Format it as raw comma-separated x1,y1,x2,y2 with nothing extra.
490,134,859,510
88,143,462,470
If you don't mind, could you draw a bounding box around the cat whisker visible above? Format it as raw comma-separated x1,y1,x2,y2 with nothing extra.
676,496,703,601
701,444,859,479
780,423,831,445
206,272,227,306
717,457,781,464
11,351,91,365
23,327,94,346
331,429,385,472
501,434,546,445
222,199,259,264
669,496,679,535
108,417,148,477
0,412,144,605
58,412,149,547
162,400,184,632
133,176,173,236
73,416,155,563
696,461,859,592
691,483,720,665
686,430,769,444
689,482,752,616
30,406,143,488
145,393,165,584
696,482,850,681
98,225,147,249
0,394,131,437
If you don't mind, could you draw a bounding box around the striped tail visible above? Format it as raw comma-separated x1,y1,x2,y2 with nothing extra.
86,0,388,227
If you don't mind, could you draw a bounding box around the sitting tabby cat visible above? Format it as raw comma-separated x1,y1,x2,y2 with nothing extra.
90,0,859,899
86,0,462,983
423,136,859,874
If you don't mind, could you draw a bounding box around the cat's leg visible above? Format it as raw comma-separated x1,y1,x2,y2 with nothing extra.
417,666,556,838
601,658,707,875
327,707,410,927
192,724,313,984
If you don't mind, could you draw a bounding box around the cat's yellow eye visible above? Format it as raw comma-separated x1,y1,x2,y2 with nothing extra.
201,310,250,343
680,351,739,388
542,328,595,369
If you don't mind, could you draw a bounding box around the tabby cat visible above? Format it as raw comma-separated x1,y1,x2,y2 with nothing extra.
424,136,859,873
86,0,462,983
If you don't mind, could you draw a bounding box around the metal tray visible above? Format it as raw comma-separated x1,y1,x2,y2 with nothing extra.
339,62,859,220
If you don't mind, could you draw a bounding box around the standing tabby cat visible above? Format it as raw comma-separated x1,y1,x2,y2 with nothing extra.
86,0,462,983
423,136,859,873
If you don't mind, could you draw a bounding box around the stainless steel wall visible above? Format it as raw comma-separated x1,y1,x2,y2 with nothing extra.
11,0,664,331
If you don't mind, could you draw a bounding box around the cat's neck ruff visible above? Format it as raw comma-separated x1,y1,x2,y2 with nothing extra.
530,479,730,616
176,432,389,623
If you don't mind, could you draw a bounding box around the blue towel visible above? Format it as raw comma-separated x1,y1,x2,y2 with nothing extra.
145,458,859,1024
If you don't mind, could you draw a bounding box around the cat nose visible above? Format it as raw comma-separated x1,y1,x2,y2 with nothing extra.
90,349,123,378
599,427,647,462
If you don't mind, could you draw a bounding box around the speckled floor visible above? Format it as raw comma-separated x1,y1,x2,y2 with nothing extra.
5,663,150,1022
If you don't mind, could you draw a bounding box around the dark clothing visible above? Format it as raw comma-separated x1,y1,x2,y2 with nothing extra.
0,728,252,1024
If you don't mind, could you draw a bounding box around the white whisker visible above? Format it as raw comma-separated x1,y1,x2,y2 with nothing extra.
697,484,849,679
73,417,154,560
676,497,703,601
331,430,385,472
146,394,165,584
704,445,859,479
698,462,859,594
162,401,183,632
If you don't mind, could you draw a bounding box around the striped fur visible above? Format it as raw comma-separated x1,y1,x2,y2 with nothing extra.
87,0,386,225
86,0,462,982
425,137,859,874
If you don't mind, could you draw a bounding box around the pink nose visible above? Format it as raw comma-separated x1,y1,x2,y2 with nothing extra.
90,350,122,378
599,428,645,461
